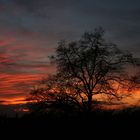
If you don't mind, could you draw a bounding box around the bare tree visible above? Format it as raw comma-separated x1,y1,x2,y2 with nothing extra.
30,27,139,113
30,74,83,113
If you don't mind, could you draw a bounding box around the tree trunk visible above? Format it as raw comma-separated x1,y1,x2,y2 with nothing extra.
87,94,92,113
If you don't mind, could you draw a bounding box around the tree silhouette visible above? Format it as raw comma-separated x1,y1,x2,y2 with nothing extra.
30,27,139,113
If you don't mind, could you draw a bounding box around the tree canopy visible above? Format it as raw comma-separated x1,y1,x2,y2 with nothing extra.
30,27,140,113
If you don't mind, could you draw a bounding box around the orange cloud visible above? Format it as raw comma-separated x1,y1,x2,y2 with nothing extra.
0,73,45,104
0,96,35,105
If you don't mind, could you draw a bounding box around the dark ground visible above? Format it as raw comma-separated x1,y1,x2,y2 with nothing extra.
0,108,140,139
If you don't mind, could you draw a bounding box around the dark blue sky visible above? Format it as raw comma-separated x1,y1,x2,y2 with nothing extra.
0,0,140,103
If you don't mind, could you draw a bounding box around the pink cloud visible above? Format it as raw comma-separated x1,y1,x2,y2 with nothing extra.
0,53,11,63
0,34,56,104
0,38,16,47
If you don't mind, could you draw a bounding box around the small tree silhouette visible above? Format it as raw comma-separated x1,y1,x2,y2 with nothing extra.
30,27,139,113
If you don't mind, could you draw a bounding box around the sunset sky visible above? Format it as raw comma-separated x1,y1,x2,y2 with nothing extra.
0,0,140,105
